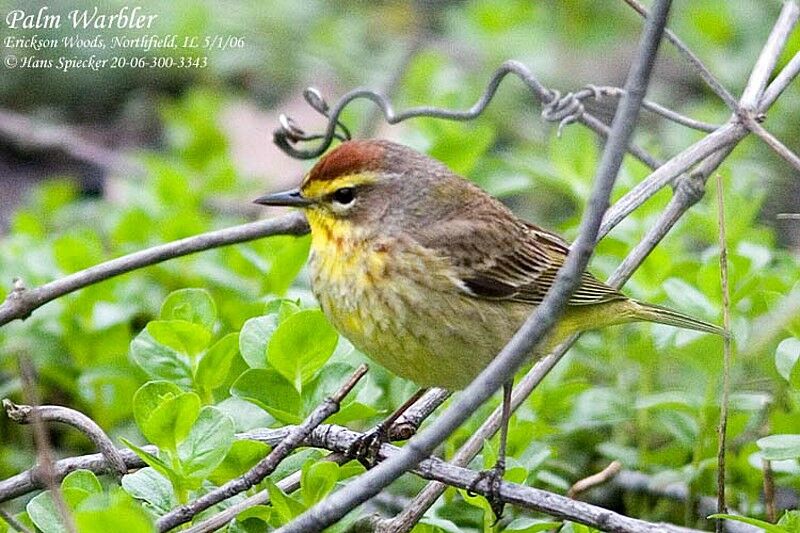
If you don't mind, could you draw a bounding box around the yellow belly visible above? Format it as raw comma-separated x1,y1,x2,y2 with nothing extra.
307,216,534,389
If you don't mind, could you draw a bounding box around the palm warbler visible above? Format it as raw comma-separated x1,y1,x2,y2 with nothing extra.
257,139,721,388
256,139,722,512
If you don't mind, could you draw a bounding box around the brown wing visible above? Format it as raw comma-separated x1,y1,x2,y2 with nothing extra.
412,214,625,307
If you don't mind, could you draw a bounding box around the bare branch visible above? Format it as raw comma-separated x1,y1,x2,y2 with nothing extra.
763,459,776,523
760,51,800,109
598,122,745,240
0,507,33,533
156,364,368,532
715,173,733,533
17,359,76,533
739,1,800,109
621,0,739,110
0,212,309,327
275,3,672,531
182,453,348,533
743,115,800,173
568,461,623,499
3,401,127,479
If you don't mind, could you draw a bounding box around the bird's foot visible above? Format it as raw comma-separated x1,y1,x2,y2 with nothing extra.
346,425,389,469
467,461,506,522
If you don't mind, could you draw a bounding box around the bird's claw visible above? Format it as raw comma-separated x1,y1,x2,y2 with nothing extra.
467,462,506,522
346,426,388,468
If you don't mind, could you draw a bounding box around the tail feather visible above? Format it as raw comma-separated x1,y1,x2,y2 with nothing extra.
631,300,726,337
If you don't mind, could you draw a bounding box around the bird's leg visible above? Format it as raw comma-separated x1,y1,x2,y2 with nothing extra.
347,387,428,468
468,380,512,521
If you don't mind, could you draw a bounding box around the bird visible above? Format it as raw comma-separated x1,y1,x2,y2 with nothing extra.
255,139,723,516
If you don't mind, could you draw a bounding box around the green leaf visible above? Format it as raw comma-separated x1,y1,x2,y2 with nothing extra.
133,381,183,431
662,278,717,317
147,320,212,357
266,481,306,523
122,467,178,515
27,491,65,533
195,333,240,392
268,309,338,389
264,299,301,319
300,461,339,506
178,406,235,481
230,368,302,424
160,288,217,329
120,438,180,489
130,330,192,387
74,489,155,533
757,434,800,460
210,440,270,485
504,518,564,532
707,514,787,533
62,469,102,495
779,510,800,531
133,382,200,450
239,315,279,369
775,338,800,387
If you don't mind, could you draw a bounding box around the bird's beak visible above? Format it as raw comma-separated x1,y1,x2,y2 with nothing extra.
253,188,312,207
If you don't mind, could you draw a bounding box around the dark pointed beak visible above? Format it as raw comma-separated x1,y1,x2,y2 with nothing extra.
253,188,312,207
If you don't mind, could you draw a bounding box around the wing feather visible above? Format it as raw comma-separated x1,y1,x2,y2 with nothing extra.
411,214,624,306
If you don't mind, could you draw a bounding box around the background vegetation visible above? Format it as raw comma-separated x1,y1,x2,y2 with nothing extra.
0,1,799,532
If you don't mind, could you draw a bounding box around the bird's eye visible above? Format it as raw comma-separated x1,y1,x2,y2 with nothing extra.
332,187,355,205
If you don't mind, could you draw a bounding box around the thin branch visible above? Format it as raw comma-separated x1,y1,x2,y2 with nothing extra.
598,122,745,240
301,425,701,533
3,401,127,478
762,459,776,523
621,0,739,110
156,364,368,532
715,173,733,533
388,388,450,441
743,115,800,173
275,3,672,531
739,1,800,109
0,212,309,327
0,507,33,533
17,359,76,533
568,461,623,499
182,453,347,533
760,51,800,109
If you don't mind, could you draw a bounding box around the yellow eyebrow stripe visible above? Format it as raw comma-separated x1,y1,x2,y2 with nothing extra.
300,172,378,200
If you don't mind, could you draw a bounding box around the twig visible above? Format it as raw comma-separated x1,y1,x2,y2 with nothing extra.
156,364,368,532
182,453,347,533
275,3,672,531
388,388,450,441
777,213,800,220
0,212,309,327
621,0,739,110
302,425,700,533
598,122,744,240
568,461,623,499
763,459,776,523
742,115,800,173
715,173,733,533
739,1,800,109
0,507,33,533
3,401,127,479
760,51,800,109
17,359,76,533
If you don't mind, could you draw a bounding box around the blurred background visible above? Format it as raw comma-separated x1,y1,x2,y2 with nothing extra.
1,0,799,530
